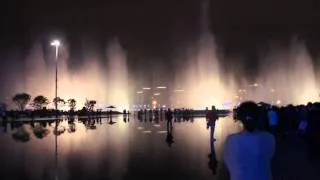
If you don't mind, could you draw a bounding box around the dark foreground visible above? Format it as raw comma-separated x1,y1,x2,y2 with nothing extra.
0,116,319,180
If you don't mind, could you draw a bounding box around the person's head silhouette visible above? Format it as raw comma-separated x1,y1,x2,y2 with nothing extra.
236,101,259,132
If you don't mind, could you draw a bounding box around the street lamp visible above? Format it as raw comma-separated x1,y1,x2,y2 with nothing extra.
51,40,61,111
51,39,60,180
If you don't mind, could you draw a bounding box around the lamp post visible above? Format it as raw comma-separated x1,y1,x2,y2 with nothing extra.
51,40,60,111
51,39,60,180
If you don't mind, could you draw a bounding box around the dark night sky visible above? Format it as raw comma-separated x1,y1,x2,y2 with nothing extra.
1,0,320,67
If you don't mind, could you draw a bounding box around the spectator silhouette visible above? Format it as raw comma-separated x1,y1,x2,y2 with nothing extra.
208,120,218,174
224,101,275,180
166,117,174,147
206,106,218,141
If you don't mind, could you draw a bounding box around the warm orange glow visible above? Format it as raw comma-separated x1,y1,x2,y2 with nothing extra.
14,39,130,111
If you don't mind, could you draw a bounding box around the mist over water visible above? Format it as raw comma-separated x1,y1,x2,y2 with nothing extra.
174,36,319,109
173,0,236,109
106,38,130,111
253,40,319,105
1,39,130,110
172,29,236,109
171,0,319,109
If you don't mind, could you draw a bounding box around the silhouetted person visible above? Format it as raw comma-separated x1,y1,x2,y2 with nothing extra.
138,111,143,122
268,106,278,136
149,112,153,122
277,107,287,139
166,108,173,121
109,110,112,118
206,106,218,141
224,101,275,180
208,121,218,174
166,118,174,147
109,114,113,124
306,104,319,154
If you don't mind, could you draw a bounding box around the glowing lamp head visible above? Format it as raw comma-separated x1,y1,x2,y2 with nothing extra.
51,40,61,47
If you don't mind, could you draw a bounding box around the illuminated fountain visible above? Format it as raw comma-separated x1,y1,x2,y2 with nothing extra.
173,0,319,109
248,40,319,105
1,0,319,110
5,38,130,111
173,0,236,109
105,38,130,111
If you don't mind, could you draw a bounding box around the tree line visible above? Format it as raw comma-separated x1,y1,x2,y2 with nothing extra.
12,93,96,111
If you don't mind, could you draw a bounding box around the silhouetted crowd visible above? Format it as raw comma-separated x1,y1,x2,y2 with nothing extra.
235,102,320,149
136,108,195,122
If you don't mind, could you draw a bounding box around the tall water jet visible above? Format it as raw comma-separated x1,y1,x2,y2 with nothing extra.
174,0,235,109
24,42,55,107
251,40,319,105
3,38,130,111
106,38,130,111
22,41,109,110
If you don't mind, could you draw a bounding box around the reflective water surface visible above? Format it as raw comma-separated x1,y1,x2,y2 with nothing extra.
1,115,319,180
0,115,241,180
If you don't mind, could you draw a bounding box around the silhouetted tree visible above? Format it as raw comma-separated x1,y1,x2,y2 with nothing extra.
33,123,50,139
68,99,76,110
32,95,49,110
53,97,66,109
89,100,96,111
12,126,30,142
85,99,96,111
12,93,31,111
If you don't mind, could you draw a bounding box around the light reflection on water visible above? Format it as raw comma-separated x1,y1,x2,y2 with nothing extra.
0,115,240,180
